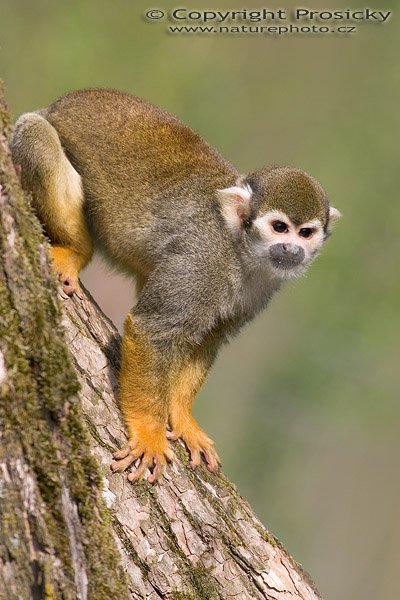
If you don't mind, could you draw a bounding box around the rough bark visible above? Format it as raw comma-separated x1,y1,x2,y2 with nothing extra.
0,83,322,600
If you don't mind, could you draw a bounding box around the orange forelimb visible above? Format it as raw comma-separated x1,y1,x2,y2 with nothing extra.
112,314,173,482
113,315,220,481
167,344,220,472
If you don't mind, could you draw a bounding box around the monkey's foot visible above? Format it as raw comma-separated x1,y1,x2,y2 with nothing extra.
167,418,221,472
111,420,174,483
50,246,81,295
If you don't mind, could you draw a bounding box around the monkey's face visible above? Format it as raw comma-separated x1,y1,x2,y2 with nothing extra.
252,210,327,279
218,166,341,280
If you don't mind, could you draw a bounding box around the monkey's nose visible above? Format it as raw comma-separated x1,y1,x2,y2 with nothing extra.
282,243,302,255
269,243,305,266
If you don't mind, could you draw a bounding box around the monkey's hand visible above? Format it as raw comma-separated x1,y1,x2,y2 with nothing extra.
111,416,174,483
167,416,221,473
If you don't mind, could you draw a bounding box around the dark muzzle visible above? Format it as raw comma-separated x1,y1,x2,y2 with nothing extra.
269,243,305,268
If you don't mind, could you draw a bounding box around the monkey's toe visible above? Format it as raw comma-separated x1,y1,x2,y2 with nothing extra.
50,246,83,295
60,274,79,295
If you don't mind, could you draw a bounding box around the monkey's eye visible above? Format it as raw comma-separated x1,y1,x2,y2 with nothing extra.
299,228,313,239
272,221,289,233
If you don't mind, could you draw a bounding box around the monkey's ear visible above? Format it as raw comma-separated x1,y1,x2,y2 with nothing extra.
326,206,342,234
217,185,253,229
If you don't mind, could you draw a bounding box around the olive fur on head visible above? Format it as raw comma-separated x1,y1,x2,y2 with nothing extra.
243,166,330,230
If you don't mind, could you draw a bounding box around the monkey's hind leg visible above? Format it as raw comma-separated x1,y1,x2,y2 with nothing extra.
11,112,93,294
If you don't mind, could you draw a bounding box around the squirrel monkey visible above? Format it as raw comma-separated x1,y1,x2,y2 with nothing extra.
11,88,341,483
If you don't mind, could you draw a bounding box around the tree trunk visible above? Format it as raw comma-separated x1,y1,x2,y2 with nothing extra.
0,83,322,600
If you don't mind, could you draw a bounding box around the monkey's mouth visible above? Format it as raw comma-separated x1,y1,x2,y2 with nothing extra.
269,256,302,269
268,254,308,279
268,256,305,273
268,244,305,272
268,258,307,280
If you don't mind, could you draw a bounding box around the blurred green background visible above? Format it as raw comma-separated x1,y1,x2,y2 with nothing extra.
1,1,399,598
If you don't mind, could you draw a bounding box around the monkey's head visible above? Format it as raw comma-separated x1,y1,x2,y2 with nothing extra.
217,166,341,280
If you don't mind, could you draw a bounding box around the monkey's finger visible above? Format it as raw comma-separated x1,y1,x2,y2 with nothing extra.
206,446,221,465
166,430,180,441
202,447,221,472
189,449,201,469
128,455,153,483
